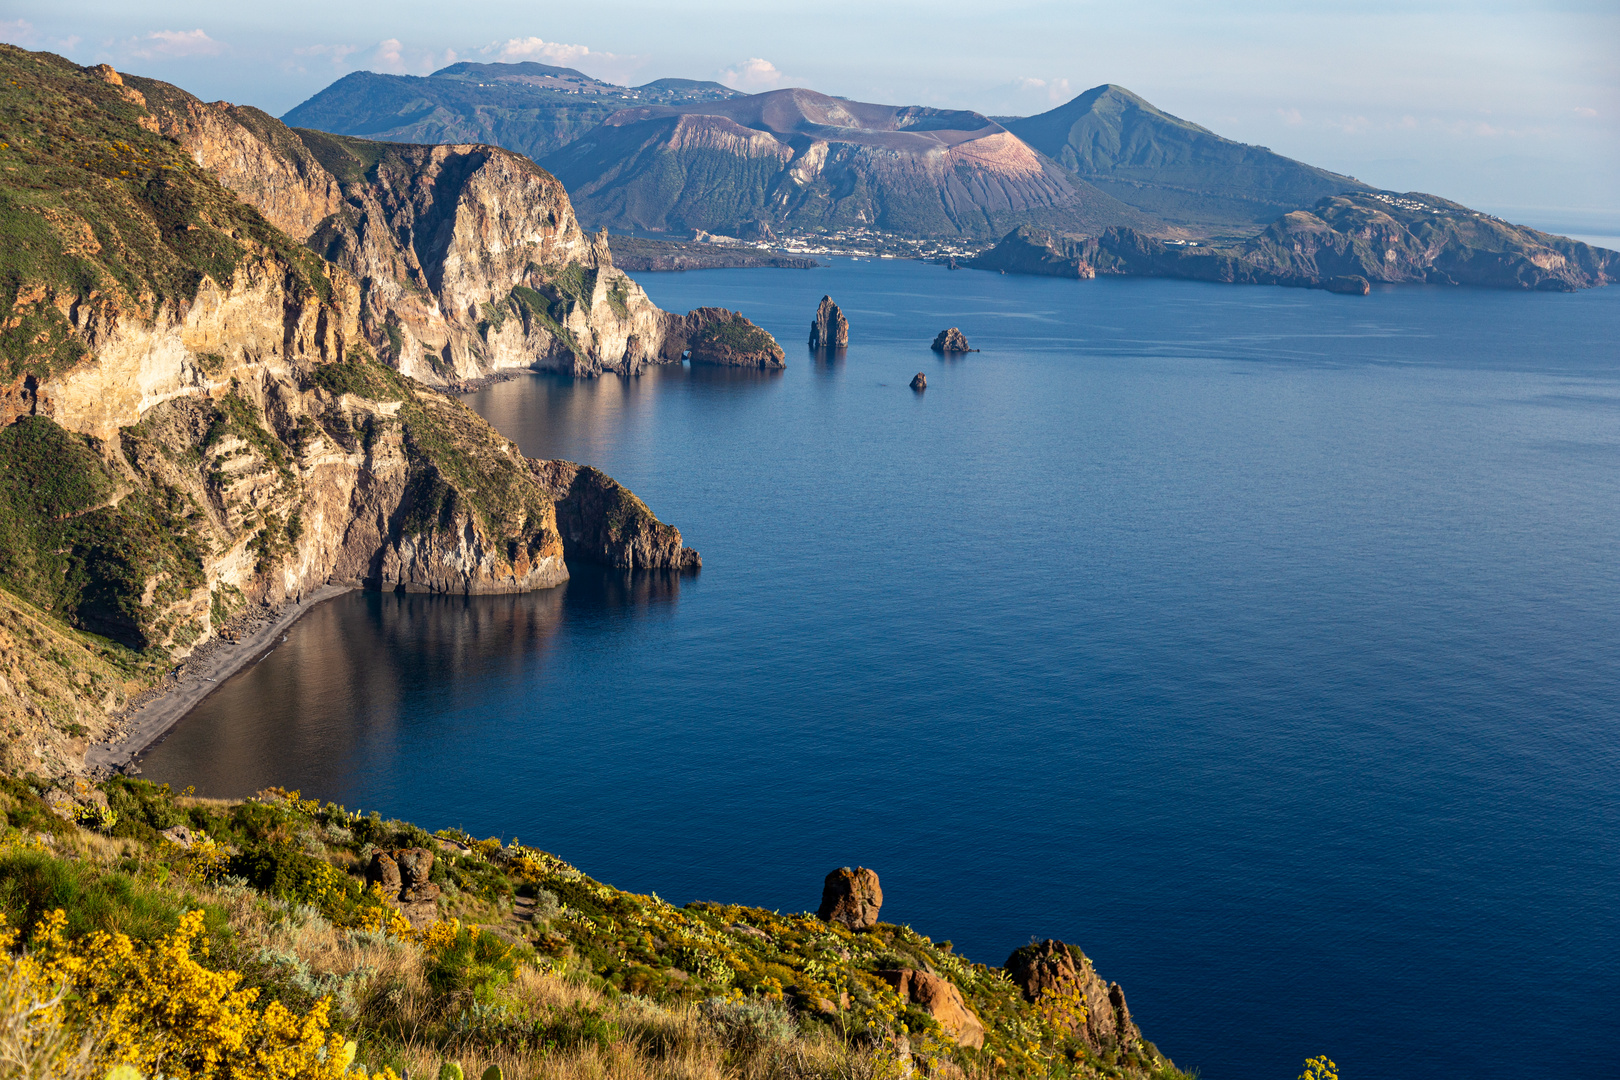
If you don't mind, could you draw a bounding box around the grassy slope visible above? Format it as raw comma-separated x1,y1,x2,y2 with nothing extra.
0,44,333,386
0,778,1190,1079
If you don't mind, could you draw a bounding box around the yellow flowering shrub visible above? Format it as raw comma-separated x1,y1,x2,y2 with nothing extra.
1301,1056,1339,1080
1,908,352,1078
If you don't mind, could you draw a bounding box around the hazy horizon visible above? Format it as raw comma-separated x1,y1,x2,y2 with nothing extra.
4,1,1616,221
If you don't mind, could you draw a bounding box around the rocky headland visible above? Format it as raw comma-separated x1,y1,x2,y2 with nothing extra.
0,45,714,779
969,192,1620,293
663,308,787,368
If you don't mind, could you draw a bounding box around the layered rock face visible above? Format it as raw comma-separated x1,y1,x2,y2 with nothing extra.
131,76,677,381
809,296,849,349
545,87,1162,240
1005,939,1142,1056
0,47,700,776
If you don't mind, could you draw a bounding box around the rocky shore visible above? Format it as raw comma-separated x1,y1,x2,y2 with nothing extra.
86,585,355,774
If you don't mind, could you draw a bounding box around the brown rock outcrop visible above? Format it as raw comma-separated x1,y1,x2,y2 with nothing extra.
879,969,986,1049
368,847,441,928
534,460,701,570
818,866,883,929
910,372,927,390
809,296,849,349
930,328,972,353
661,308,785,369
1004,939,1142,1054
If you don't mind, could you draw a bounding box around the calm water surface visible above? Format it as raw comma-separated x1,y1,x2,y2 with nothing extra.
141,261,1620,1080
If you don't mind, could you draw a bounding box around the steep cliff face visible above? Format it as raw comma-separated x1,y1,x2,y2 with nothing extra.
130,77,681,381
0,46,700,777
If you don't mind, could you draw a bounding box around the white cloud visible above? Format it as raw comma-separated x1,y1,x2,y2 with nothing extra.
489,36,591,67
1572,106,1598,118
372,37,406,72
1017,77,1074,104
0,19,37,46
1277,107,1304,126
293,43,359,68
719,58,785,93
126,29,224,59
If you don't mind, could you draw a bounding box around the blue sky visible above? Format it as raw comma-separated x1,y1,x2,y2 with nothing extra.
5,1,1615,224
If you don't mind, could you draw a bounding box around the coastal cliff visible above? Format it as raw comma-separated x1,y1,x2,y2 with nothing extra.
0,45,700,779
970,192,1620,292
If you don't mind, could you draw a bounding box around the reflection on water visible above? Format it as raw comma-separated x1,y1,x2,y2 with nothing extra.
138,564,681,798
465,364,783,463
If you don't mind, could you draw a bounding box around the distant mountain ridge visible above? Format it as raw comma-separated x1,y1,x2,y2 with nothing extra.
1005,85,1370,230
282,65,1372,240
543,87,1161,239
281,63,740,163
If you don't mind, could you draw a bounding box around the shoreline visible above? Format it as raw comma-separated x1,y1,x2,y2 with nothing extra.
85,583,355,774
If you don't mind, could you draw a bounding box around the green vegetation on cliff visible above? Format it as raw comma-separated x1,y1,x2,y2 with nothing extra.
0,45,333,385
0,417,205,647
0,779,1190,1080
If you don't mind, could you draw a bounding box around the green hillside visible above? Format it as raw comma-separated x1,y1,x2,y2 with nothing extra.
1007,85,1370,233
282,65,739,164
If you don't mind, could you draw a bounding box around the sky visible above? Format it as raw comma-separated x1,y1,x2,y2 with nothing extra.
4,0,1616,226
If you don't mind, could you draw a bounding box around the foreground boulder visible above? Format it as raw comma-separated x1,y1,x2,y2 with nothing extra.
810,296,850,349
1005,939,1142,1054
931,328,973,353
368,847,441,928
879,969,986,1048
662,308,786,368
818,866,883,929
910,372,927,390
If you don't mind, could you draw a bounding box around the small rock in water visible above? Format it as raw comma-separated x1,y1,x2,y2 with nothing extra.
931,327,972,353
910,372,927,390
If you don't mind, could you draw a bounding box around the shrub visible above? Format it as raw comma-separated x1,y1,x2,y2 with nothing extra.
5,907,354,1077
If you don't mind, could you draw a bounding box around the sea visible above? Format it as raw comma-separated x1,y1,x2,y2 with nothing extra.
139,259,1620,1080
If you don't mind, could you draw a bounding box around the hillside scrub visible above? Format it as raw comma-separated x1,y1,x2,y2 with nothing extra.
0,780,1191,1080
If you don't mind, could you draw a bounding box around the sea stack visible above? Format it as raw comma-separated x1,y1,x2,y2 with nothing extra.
910,372,927,390
932,328,973,353
809,296,849,349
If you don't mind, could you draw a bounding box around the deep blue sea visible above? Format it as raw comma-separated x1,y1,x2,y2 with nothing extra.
140,260,1620,1080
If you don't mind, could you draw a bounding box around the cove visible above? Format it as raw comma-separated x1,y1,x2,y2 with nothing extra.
139,259,1620,1080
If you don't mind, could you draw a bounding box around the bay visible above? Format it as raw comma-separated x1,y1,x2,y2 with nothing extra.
140,260,1620,1080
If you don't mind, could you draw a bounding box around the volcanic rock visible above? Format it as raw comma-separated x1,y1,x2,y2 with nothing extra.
810,296,849,349
818,866,883,929
878,969,986,1049
662,308,786,369
1004,939,1141,1054
910,373,927,390
931,328,972,353
369,847,442,928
